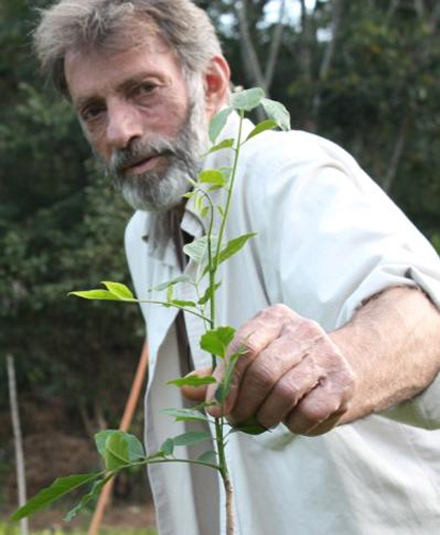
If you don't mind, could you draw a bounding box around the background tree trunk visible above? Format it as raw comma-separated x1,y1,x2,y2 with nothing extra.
7,355,29,535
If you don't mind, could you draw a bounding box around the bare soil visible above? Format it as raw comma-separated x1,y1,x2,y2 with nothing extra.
1,395,156,531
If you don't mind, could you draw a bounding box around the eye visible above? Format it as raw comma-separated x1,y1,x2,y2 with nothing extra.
131,82,157,98
81,104,106,123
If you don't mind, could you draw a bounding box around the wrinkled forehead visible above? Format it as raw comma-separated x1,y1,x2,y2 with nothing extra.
72,13,170,61
64,32,180,101
60,13,180,96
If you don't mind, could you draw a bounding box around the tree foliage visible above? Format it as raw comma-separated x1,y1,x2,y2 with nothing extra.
0,0,144,430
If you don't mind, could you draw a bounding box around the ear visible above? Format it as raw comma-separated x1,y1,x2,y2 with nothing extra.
203,55,231,120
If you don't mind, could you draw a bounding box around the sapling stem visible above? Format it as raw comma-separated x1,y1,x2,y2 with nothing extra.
205,110,247,535
214,109,245,266
136,299,211,322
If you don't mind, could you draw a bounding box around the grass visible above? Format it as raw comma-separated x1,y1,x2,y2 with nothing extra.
0,525,157,535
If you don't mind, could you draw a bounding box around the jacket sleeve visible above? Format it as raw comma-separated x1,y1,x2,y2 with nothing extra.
250,131,440,429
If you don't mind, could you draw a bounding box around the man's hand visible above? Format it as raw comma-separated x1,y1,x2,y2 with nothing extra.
183,304,356,436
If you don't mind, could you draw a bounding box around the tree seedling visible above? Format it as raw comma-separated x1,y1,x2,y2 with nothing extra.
12,88,291,535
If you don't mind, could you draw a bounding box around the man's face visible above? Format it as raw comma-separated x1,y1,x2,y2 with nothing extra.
65,36,209,212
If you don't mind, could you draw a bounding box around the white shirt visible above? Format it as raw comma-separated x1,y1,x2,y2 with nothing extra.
125,112,440,535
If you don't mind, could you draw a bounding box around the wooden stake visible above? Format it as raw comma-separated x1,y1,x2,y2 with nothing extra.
7,354,29,535
88,342,149,535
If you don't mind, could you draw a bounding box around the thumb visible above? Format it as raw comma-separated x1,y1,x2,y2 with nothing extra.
181,366,213,402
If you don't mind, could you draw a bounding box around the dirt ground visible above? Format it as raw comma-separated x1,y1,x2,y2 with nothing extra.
1,503,156,531
1,395,156,531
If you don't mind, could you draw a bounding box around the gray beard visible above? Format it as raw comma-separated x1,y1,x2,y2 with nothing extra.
102,90,209,213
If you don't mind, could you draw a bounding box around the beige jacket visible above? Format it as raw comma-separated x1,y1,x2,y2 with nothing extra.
125,112,440,535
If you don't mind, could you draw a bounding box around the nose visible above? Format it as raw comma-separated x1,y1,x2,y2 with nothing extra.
106,99,143,150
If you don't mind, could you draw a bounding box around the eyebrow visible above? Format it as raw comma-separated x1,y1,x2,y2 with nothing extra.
73,71,163,111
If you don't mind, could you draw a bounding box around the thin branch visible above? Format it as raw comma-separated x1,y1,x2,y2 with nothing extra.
386,0,400,21
236,0,266,90
382,112,410,193
428,2,440,32
312,0,344,127
319,0,343,81
413,0,426,21
264,0,287,91
299,0,313,84
235,0,266,122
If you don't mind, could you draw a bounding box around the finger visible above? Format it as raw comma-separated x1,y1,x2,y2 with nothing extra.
181,366,213,402
283,376,353,436
230,320,325,423
255,352,323,429
217,304,292,414
304,411,345,436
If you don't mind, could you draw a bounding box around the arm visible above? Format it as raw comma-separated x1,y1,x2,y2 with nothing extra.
201,285,440,436
333,285,440,424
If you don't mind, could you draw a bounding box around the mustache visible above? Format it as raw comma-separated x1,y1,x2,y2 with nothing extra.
107,137,181,176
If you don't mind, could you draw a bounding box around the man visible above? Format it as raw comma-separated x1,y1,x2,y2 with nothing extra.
35,1,440,534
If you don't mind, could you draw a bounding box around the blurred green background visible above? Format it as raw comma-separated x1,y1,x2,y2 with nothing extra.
1,0,439,530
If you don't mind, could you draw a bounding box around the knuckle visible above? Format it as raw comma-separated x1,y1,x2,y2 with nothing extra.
274,379,302,406
248,361,278,391
269,303,291,316
232,326,266,357
301,396,338,424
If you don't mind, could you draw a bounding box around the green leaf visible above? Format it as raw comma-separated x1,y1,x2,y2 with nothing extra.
218,166,232,180
246,119,278,141
161,438,175,456
200,327,236,358
95,430,116,457
217,350,244,403
96,430,145,463
198,282,222,306
209,107,233,143
123,433,145,461
193,191,205,215
162,408,210,423
173,431,212,447
101,281,135,300
201,206,210,219
261,98,291,131
199,169,227,187
231,88,265,111
198,450,217,464
64,478,107,522
217,233,257,266
215,383,226,404
68,290,120,301
11,473,100,521
183,236,208,264
235,415,268,436
167,374,217,387
104,432,129,471
207,138,235,155
150,275,192,292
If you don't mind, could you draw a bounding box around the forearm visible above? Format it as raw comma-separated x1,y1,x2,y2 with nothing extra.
331,286,440,424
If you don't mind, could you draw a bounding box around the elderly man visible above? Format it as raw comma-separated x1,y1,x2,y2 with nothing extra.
35,1,440,534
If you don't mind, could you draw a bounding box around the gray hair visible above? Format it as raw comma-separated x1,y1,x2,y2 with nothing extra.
34,0,223,95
